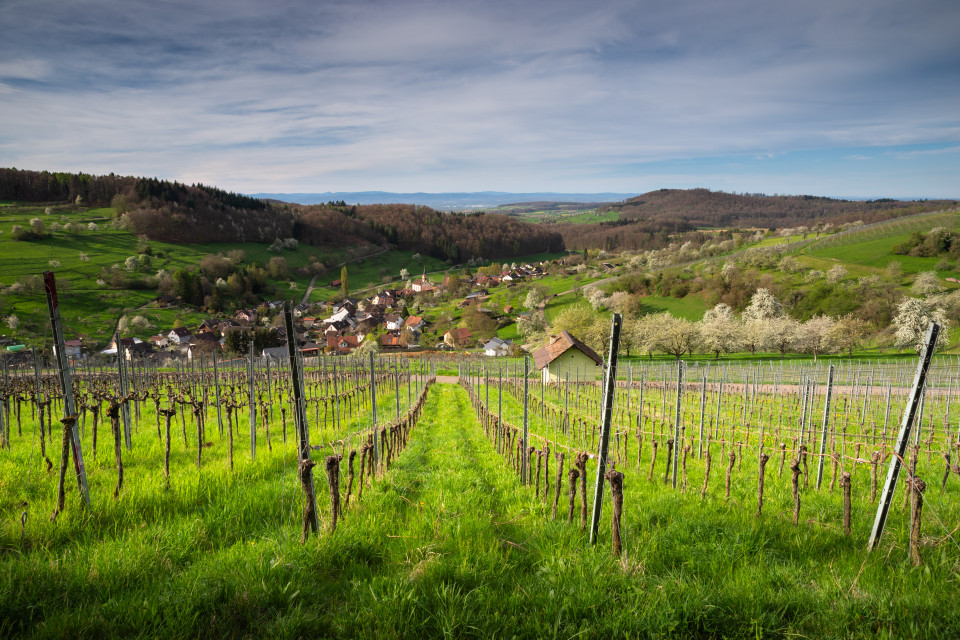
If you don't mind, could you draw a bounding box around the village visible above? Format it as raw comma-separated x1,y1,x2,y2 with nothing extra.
36,262,557,364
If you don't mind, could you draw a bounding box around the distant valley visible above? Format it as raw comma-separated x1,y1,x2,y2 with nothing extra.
247,191,638,210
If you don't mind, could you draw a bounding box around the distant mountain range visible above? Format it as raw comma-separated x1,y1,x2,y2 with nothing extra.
246,191,638,210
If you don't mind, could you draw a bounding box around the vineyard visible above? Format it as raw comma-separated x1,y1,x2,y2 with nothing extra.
3,335,960,636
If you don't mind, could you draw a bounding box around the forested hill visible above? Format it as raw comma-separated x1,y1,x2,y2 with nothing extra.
551,189,957,251
604,188,957,229
0,168,562,261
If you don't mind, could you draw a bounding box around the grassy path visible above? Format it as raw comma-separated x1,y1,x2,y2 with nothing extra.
3,384,960,638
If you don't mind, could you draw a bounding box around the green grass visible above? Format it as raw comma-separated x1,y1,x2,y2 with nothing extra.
636,294,709,321
3,380,960,637
805,231,960,277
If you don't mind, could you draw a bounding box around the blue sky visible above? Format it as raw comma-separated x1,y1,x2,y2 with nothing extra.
1,0,958,198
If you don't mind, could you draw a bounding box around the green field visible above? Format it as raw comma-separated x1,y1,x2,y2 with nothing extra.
3,360,959,638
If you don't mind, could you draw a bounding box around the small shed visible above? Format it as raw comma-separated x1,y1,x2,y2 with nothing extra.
532,331,602,383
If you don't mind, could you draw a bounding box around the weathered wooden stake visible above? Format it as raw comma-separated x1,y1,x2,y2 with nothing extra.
589,314,622,546
841,471,852,535
815,365,835,490
868,322,939,551
42,272,90,507
605,467,625,556
756,453,769,517
909,477,926,566
283,301,319,539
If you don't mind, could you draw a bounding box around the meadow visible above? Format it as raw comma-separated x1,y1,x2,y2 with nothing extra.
2,351,960,638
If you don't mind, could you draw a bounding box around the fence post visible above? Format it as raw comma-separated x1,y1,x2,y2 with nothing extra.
213,350,224,437
589,314,623,546
868,322,940,551
43,272,91,506
673,360,685,488
283,301,319,536
522,357,530,485
369,351,379,474
248,340,256,461
394,363,401,421
815,365,835,489
697,370,706,458
117,340,132,450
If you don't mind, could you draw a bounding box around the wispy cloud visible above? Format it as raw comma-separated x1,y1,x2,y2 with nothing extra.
0,0,958,196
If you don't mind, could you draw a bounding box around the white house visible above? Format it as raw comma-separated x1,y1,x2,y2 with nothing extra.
167,327,192,345
483,337,512,357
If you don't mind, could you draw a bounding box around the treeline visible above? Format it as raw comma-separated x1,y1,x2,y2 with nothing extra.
549,188,957,252
0,168,564,260
350,205,563,261
554,218,697,251
607,188,956,229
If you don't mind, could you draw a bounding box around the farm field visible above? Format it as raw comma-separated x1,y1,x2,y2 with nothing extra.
2,352,960,638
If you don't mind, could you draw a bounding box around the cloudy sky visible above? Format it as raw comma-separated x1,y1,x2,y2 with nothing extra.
1,0,958,198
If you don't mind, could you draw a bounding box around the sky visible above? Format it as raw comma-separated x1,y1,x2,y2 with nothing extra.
1,0,959,199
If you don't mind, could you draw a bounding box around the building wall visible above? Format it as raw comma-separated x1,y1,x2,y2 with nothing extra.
543,350,599,383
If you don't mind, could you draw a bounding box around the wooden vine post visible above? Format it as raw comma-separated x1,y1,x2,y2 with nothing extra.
43,272,91,509
589,313,622,546
868,321,940,551
815,365,835,490
283,301,320,540
672,360,684,488
247,340,256,461
522,356,529,485
212,350,224,437
369,351,379,475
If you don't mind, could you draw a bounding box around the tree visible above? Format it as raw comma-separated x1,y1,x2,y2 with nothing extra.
764,316,800,358
893,298,950,354
886,261,903,282
550,303,608,354
517,313,547,340
524,287,545,310
585,286,607,310
825,264,848,285
350,336,379,361
796,315,835,361
341,266,349,296
463,305,496,341
652,313,699,359
267,256,288,280
399,267,410,280
111,193,128,217
6,314,19,330
698,303,741,359
743,288,784,322
911,271,943,296
830,314,871,356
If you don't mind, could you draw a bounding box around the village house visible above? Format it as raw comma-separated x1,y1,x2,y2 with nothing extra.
148,334,169,349
483,337,512,357
188,332,220,353
380,333,403,350
63,339,84,358
372,292,396,307
411,275,434,293
383,314,403,331
404,316,426,333
196,318,219,335
167,327,193,345
326,334,360,355
532,331,603,384
443,327,473,349
294,302,312,317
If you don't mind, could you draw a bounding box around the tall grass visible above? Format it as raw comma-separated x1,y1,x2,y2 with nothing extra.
1,383,959,637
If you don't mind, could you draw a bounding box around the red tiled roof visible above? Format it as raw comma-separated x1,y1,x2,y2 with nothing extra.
532,331,602,371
